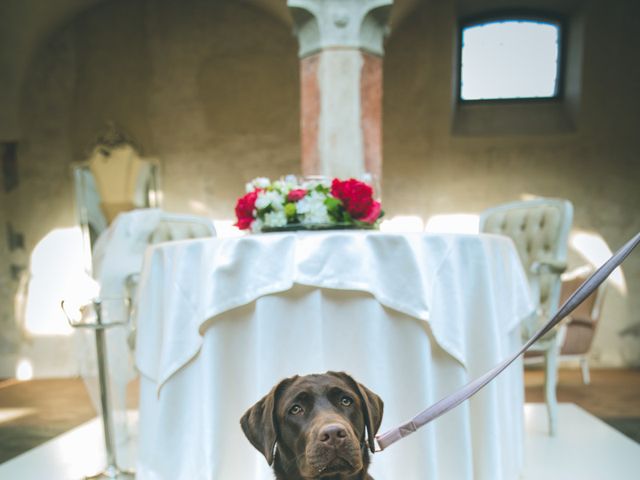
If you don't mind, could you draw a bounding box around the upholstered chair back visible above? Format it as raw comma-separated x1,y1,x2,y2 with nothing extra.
559,267,607,355
480,198,574,330
148,214,217,244
124,213,216,351
87,144,159,224
73,147,161,252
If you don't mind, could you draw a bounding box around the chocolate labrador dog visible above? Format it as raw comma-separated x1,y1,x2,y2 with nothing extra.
240,371,384,480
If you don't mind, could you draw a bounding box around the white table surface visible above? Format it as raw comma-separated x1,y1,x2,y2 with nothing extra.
134,231,533,480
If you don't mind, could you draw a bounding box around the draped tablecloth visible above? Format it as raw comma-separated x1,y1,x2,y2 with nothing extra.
77,209,163,456
135,231,533,480
87,208,214,456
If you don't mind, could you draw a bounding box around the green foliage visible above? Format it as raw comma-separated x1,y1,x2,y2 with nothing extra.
324,196,342,222
284,202,297,219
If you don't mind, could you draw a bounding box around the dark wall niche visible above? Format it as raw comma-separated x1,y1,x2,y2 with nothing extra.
2,142,19,192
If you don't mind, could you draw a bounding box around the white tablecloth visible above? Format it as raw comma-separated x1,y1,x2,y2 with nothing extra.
77,209,164,455
135,231,533,480
86,208,215,455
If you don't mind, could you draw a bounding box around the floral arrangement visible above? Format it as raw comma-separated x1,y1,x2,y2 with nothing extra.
235,176,383,233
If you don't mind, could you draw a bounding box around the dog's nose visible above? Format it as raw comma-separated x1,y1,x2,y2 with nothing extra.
319,424,348,445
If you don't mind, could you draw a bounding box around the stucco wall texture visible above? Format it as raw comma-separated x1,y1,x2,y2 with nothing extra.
0,0,638,374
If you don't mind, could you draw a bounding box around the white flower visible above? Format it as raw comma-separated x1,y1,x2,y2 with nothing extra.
255,192,269,210
296,190,330,224
246,177,271,192
255,190,285,211
264,211,287,228
252,177,271,189
301,176,331,190
250,218,264,234
272,180,292,194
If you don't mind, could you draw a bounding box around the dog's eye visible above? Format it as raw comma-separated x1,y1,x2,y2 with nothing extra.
340,396,354,407
289,404,303,415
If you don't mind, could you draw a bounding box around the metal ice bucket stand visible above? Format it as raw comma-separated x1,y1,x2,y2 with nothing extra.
62,298,135,480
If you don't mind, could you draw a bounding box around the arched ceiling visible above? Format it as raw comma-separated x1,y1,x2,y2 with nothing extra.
0,0,106,138
0,0,423,139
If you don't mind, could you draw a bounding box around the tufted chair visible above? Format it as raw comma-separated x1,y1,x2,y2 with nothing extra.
148,213,217,244
124,212,217,348
73,141,161,273
557,266,608,385
480,198,573,435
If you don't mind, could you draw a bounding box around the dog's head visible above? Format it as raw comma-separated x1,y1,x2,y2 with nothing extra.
240,372,383,479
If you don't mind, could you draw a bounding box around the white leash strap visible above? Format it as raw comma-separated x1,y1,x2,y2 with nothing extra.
376,231,640,451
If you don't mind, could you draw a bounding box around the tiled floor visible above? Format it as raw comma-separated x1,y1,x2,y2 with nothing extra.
524,367,640,444
0,368,639,478
1,405,639,479
524,367,640,419
521,404,640,480
0,378,96,464
0,411,138,480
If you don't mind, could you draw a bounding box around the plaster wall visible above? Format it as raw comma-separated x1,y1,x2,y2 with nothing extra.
383,0,640,366
0,0,300,377
0,0,638,375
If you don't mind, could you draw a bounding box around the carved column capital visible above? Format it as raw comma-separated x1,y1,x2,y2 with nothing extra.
288,0,393,58
289,0,393,180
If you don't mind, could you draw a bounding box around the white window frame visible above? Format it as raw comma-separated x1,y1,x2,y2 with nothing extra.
457,12,566,103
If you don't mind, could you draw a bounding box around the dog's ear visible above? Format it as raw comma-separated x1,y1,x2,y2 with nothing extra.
240,378,293,465
331,372,384,453
354,380,384,453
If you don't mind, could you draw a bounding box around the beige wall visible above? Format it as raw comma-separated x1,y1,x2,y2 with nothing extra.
0,0,300,376
0,0,638,375
383,0,640,365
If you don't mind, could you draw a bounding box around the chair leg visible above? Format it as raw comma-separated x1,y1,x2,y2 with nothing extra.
544,346,559,436
580,357,590,385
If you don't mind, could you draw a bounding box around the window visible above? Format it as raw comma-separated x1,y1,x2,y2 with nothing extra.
459,15,563,101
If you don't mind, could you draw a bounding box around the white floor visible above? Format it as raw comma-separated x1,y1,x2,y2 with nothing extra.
0,411,138,480
0,404,638,479
522,404,640,480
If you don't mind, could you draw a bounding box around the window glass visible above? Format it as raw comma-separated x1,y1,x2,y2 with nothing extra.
460,19,561,101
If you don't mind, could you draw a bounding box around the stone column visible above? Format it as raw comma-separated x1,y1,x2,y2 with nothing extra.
288,0,392,182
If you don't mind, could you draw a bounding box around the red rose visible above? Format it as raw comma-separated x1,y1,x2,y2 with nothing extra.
330,178,380,224
359,200,382,224
234,190,259,230
287,189,307,202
